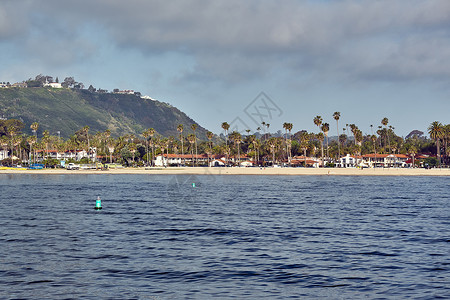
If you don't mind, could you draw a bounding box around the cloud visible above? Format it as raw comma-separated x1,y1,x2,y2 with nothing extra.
2,0,450,85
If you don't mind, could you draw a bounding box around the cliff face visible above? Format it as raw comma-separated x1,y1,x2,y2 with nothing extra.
0,87,207,138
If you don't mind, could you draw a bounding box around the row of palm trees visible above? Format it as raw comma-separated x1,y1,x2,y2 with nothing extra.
1,117,449,167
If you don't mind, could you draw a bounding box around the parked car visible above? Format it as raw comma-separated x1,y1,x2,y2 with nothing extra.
66,163,80,170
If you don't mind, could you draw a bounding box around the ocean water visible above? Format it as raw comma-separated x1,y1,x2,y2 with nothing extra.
0,174,449,299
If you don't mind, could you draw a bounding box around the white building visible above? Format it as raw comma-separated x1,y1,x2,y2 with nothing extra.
44,82,62,88
338,154,359,168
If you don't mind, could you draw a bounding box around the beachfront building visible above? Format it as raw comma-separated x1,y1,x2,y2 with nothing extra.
154,154,253,167
361,154,409,168
0,149,8,160
290,156,320,168
154,154,210,166
338,154,360,168
33,148,97,162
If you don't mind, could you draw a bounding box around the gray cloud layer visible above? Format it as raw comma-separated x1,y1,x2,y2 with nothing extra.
2,0,450,84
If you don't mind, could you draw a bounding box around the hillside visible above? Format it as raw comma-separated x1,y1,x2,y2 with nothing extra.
0,87,208,138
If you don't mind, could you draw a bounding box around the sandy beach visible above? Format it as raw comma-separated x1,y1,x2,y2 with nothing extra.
0,167,449,176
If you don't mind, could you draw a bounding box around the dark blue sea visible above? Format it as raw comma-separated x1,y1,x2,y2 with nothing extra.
0,174,449,299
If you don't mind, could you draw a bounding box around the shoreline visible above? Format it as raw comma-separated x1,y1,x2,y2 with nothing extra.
0,167,449,176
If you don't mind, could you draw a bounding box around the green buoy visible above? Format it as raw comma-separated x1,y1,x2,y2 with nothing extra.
95,196,102,210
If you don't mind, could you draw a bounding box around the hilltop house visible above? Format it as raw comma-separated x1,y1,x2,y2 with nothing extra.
11,82,27,88
44,82,62,88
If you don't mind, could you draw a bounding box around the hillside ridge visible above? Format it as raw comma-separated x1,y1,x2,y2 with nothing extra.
0,87,208,139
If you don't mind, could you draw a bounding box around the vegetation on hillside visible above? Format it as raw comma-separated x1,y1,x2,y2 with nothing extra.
0,86,207,139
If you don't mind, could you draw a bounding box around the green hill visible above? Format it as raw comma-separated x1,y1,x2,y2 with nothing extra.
0,87,208,138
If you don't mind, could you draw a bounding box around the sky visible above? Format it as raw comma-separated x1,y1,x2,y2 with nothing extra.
1,0,449,137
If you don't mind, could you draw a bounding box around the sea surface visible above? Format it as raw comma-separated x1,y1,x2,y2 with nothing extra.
0,174,449,299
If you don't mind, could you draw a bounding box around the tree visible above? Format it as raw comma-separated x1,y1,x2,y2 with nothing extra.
148,128,156,166
333,112,341,158
142,129,151,166
207,131,213,166
177,124,184,166
283,122,293,165
88,85,96,93
382,117,391,153
106,138,116,163
299,131,310,167
27,136,37,164
191,124,198,166
221,122,230,146
229,131,242,166
316,132,324,167
187,134,196,166
82,126,90,160
128,143,137,166
30,122,39,138
62,77,76,88
321,123,330,158
42,130,50,160
428,121,444,167
407,144,418,167
267,137,277,166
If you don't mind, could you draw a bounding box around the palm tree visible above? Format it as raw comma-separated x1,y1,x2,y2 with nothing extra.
27,135,37,164
349,124,358,145
98,129,111,156
299,131,310,167
142,129,149,166
321,123,330,158
207,131,213,166
221,122,230,146
313,116,323,129
283,122,289,159
7,125,18,162
187,134,196,166
148,128,155,166
283,122,293,164
333,112,341,158
81,126,90,160
371,134,377,166
381,117,390,153
106,138,115,163
42,130,50,161
428,121,444,167
177,124,184,165
30,122,39,138
316,132,324,167
222,145,230,167
407,145,418,168
128,143,137,166
191,124,198,166
267,137,277,166
443,124,450,165
229,131,242,166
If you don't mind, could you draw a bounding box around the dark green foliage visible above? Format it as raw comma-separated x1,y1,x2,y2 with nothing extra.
423,157,438,168
0,88,207,139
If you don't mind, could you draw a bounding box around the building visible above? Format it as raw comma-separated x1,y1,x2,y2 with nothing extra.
290,156,320,168
338,154,359,168
11,82,27,88
361,154,409,168
44,82,62,88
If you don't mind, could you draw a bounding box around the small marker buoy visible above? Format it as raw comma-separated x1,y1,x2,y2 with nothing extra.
95,196,102,210
192,183,196,188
